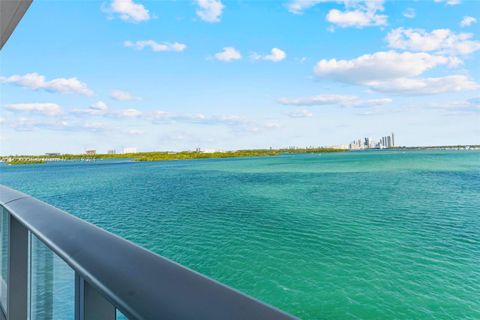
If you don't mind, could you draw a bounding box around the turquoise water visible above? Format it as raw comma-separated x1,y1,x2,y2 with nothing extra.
1,150,479,319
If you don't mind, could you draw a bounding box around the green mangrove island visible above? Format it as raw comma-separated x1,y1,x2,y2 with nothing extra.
0,148,346,165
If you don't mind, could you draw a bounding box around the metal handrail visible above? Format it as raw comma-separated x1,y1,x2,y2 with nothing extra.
0,185,296,319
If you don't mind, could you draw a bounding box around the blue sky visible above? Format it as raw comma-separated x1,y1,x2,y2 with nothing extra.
1,0,479,154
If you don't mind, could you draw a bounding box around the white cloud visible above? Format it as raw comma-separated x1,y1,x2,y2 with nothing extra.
149,111,273,133
287,0,387,28
150,112,249,127
195,0,224,23
313,51,478,95
10,117,69,131
287,0,325,14
402,8,415,19
386,28,480,55
326,8,387,28
213,47,242,62
460,16,477,27
278,94,358,106
5,103,62,116
72,101,109,115
110,90,139,101
91,101,108,111
0,73,93,96
119,108,142,118
314,51,454,84
124,40,187,52
349,97,393,108
418,97,480,114
367,75,479,95
278,94,392,107
107,0,150,23
72,103,143,119
286,109,314,118
251,48,287,62
434,0,461,6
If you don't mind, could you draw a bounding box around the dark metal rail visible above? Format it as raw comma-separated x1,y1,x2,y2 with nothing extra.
0,185,296,320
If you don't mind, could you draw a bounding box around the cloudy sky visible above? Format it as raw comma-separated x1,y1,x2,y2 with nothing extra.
1,0,479,154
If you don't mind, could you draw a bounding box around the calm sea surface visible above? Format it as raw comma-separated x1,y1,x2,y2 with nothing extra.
1,150,479,319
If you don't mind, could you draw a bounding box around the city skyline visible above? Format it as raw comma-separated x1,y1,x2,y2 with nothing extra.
349,132,395,150
1,0,480,155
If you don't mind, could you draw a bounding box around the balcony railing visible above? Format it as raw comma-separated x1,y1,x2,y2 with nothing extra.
0,184,295,320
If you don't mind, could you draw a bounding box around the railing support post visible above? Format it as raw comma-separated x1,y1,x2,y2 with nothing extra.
82,278,115,320
7,216,28,320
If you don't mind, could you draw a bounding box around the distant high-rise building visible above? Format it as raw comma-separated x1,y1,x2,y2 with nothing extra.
85,150,96,155
107,149,116,154
349,133,396,150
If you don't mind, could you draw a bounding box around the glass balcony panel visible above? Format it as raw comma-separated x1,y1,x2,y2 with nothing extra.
0,207,8,313
117,309,128,320
29,234,75,319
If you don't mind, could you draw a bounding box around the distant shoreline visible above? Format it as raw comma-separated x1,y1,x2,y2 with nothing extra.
1,145,478,165
0,148,345,165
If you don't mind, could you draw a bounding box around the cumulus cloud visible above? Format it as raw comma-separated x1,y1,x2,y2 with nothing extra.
4,103,62,116
195,0,224,23
313,50,478,95
0,73,93,96
110,90,139,101
460,16,477,27
367,75,479,95
287,0,387,28
124,40,187,52
286,109,314,118
251,48,287,62
326,7,387,28
402,8,415,19
106,0,150,23
386,28,480,55
213,47,242,62
314,51,455,84
278,94,392,107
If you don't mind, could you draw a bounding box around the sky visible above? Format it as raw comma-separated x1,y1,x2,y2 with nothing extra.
0,0,479,154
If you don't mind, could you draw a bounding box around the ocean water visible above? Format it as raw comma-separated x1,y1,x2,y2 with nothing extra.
0,150,479,319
